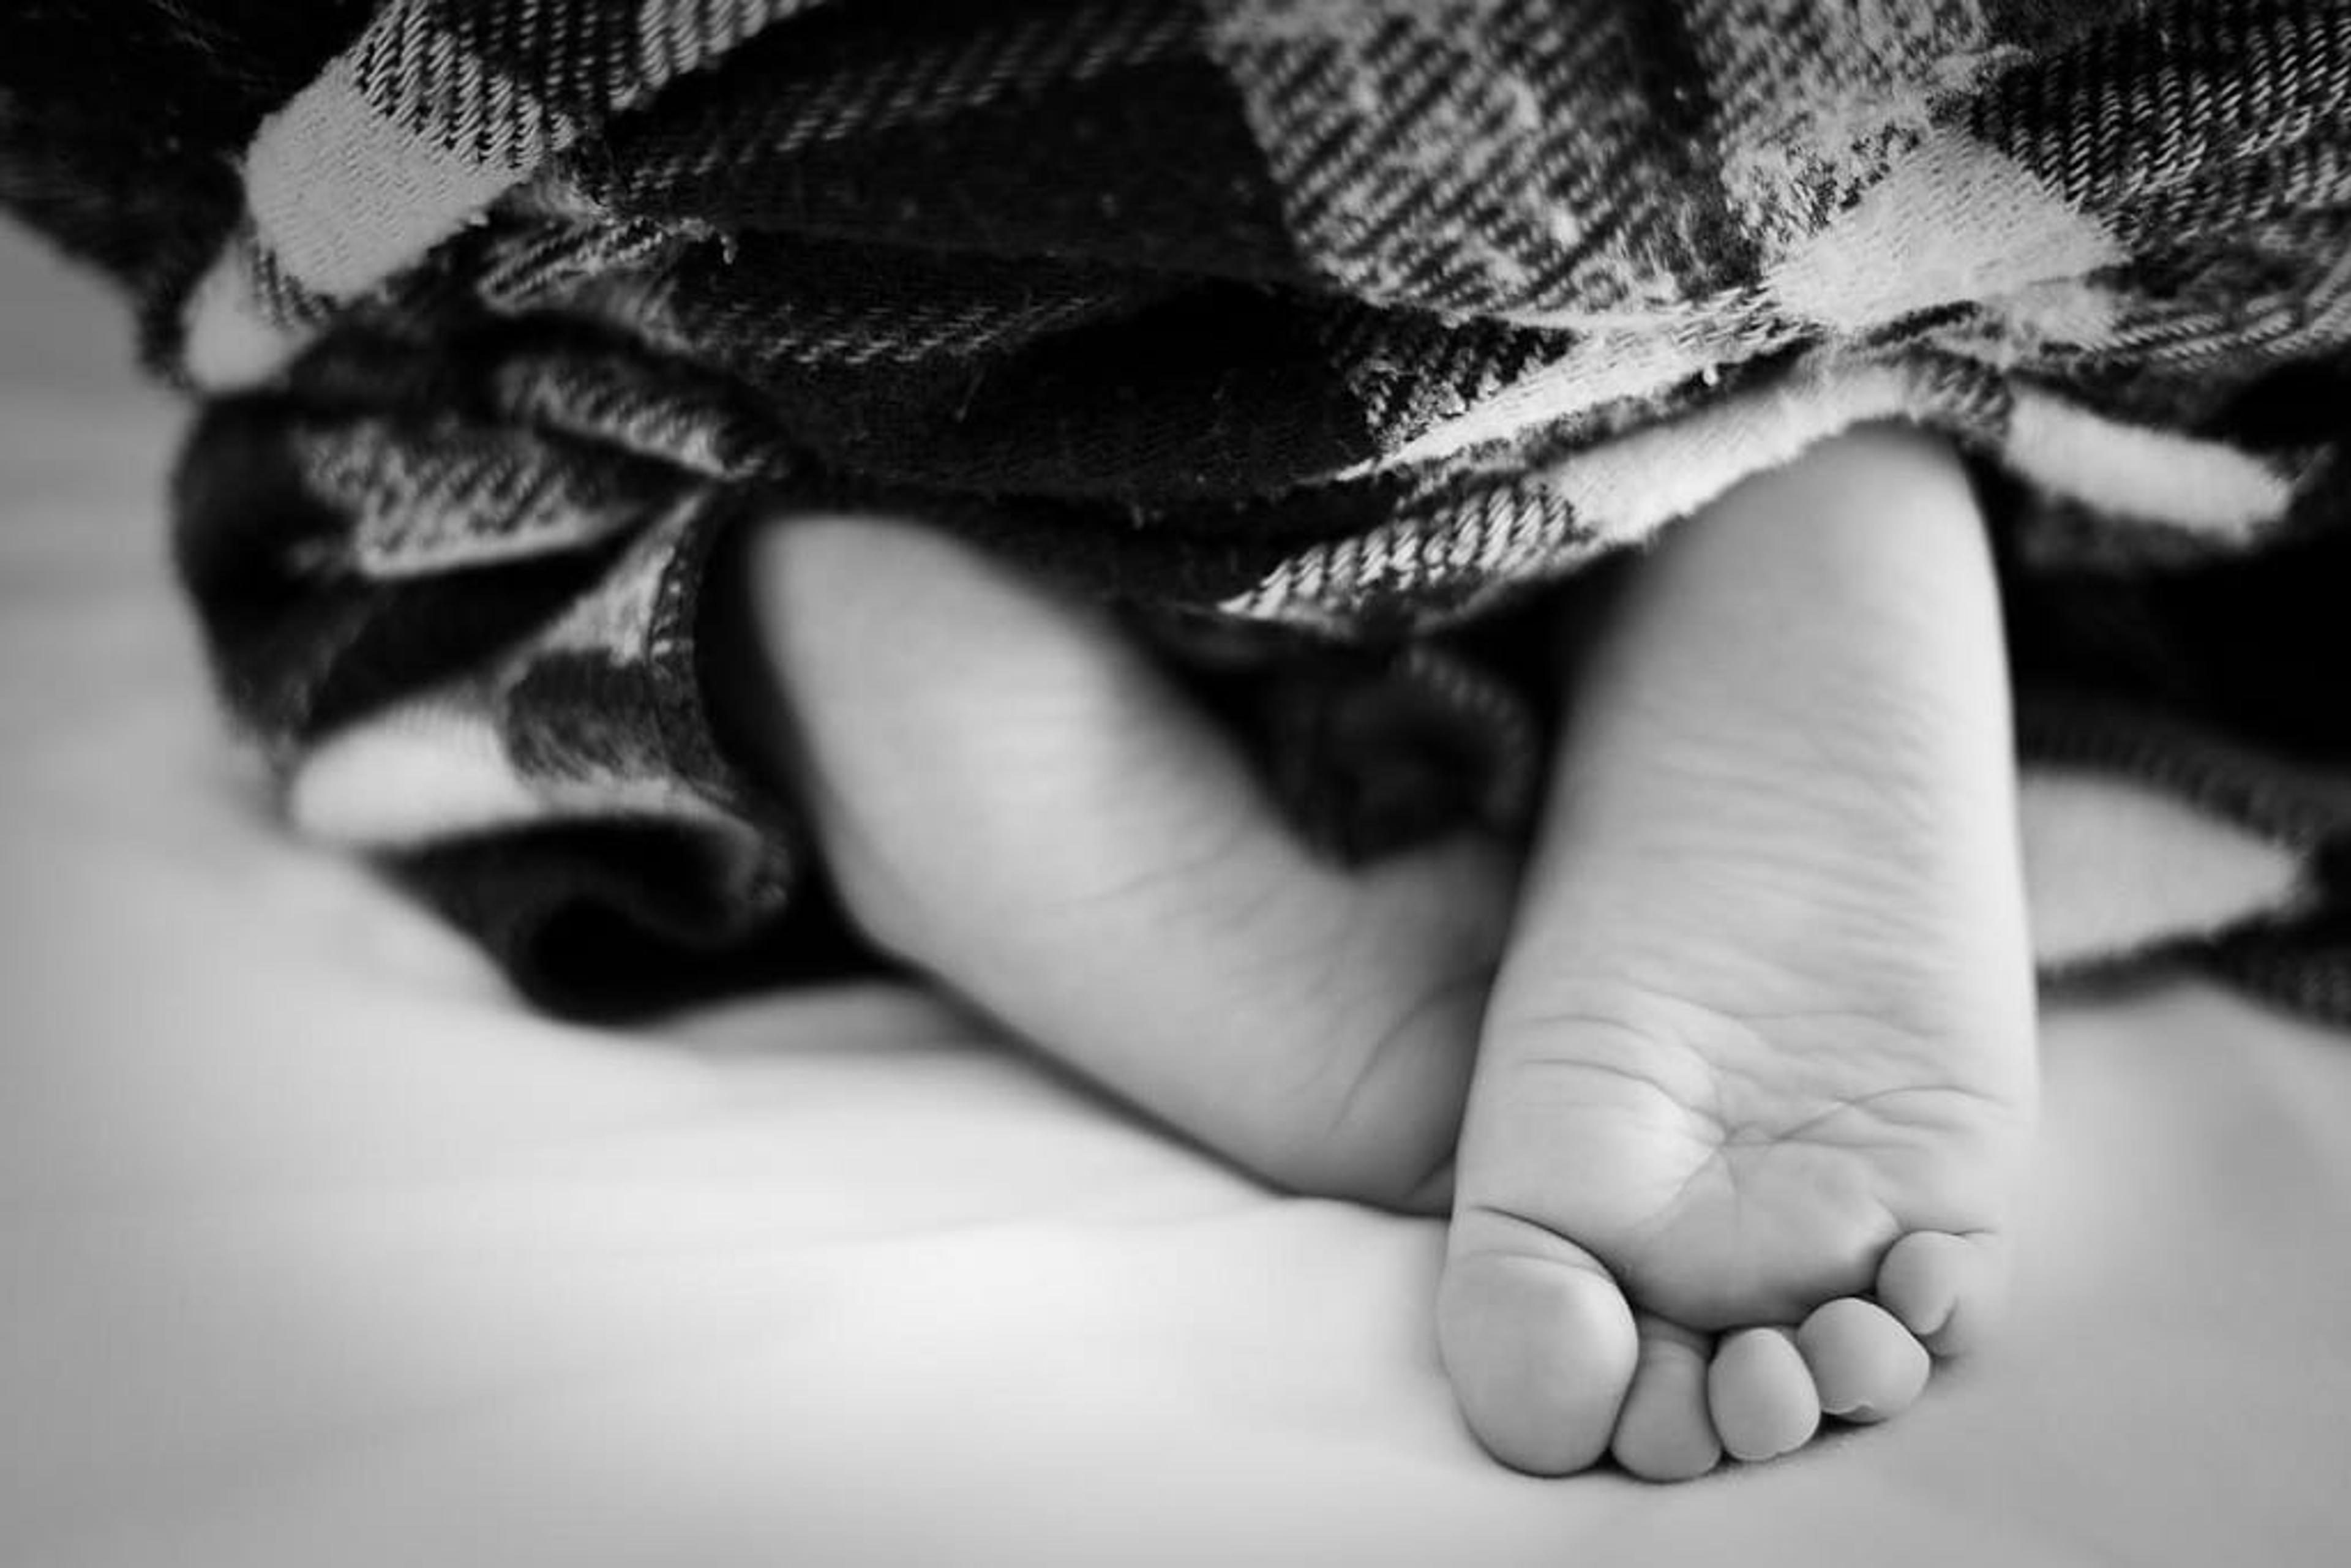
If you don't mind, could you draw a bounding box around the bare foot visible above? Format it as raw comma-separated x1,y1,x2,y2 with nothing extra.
722,512,1513,1212
1437,429,2038,1479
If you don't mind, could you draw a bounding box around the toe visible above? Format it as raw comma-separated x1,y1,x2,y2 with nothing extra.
1610,1315,1722,1482
1796,1297,1929,1423
1877,1231,2008,1357
1439,1214,1638,1476
1708,1328,1821,1463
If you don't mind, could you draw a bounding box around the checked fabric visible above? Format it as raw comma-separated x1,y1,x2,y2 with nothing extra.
3,0,2350,1017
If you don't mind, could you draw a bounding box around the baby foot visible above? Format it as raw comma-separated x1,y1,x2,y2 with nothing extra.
1438,429,2038,1479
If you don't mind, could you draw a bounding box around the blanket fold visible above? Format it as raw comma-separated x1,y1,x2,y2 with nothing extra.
4,0,2348,1018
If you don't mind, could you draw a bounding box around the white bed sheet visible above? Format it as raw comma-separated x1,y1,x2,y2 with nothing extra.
5,230,2350,1568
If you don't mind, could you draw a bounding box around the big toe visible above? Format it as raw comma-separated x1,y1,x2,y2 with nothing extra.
1439,1214,1638,1476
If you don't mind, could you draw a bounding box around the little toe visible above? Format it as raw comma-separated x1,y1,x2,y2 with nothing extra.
1796,1297,1930,1424
1439,1215,1639,1476
1877,1231,2009,1358
1708,1328,1821,1464
1610,1314,1722,1482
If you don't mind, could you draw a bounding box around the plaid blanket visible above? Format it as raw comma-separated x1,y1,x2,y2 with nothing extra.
4,0,2349,1018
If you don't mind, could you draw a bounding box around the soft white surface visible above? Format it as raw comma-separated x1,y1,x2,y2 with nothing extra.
5,230,2351,1568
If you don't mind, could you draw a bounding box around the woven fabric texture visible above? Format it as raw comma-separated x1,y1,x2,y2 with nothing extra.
3,0,2348,1015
